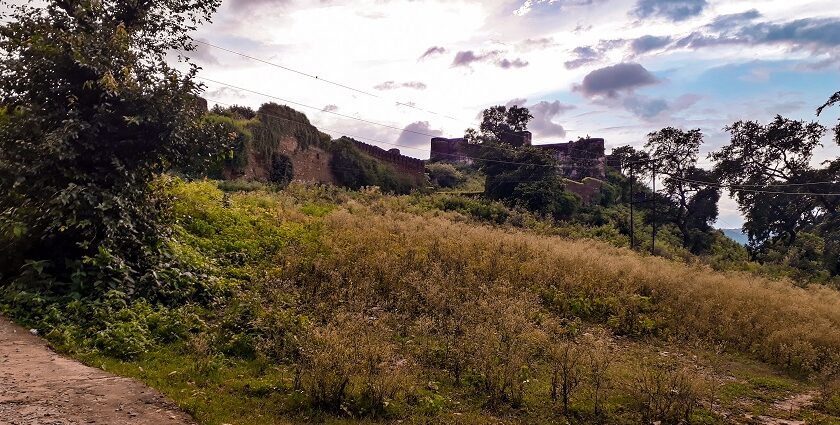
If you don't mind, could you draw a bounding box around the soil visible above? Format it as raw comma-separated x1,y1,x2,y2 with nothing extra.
0,316,195,425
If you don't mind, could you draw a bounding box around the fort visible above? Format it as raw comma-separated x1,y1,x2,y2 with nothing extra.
430,133,608,180
349,140,426,179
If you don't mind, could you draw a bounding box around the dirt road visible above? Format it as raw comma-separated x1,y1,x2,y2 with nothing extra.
0,316,195,425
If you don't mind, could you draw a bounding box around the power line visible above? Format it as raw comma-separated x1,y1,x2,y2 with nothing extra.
205,98,579,168
199,77,615,167
664,174,840,196
194,40,595,139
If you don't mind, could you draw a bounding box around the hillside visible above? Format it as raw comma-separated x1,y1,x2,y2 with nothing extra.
4,180,840,424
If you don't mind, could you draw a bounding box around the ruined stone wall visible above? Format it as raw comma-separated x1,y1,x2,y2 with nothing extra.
350,140,427,184
563,177,605,205
279,137,336,184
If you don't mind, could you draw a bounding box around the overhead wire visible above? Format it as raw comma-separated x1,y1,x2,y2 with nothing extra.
193,40,594,140
191,49,840,197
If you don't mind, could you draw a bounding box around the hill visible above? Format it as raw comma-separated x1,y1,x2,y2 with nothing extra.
3,180,839,424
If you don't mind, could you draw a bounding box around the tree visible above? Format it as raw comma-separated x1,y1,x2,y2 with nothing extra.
610,145,650,176
0,0,224,297
710,116,827,248
645,128,720,251
469,106,578,219
465,105,533,146
817,91,840,144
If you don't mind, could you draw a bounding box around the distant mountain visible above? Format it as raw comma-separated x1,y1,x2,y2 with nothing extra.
720,228,749,246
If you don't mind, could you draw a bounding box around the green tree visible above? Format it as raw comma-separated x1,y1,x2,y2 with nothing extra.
710,116,826,248
470,106,578,219
645,128,720,251
465,105,533,146
610,145,651,176
817,91,840,144
0,0,224,297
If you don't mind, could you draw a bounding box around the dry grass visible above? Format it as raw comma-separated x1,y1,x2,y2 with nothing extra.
277,206,840,376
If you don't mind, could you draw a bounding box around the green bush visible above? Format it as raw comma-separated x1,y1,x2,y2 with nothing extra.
426,163,466,188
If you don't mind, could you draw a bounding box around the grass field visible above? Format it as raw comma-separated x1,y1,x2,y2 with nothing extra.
5,179,840,424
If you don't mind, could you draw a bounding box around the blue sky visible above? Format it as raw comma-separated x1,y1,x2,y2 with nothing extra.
180,0,840,227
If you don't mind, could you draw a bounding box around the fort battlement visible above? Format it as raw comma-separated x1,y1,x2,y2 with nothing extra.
429,135,607,180
351,139,426,174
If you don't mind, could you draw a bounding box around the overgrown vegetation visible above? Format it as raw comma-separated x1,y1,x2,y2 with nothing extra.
0,0,227,299
4,180,840,423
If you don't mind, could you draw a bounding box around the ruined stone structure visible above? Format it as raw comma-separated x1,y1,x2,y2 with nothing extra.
430,137,474,164
537,137,606,180
429,135,607,180
350,140,426,184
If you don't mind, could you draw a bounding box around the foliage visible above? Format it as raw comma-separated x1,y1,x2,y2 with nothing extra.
0,0,225,299
817,90,840,144
463,106,581,219
269,154,294,187
711,116,828,248
464,105,533,146
426,162,466,188
4,180,840,423
645,128,721,253
329,137,417,194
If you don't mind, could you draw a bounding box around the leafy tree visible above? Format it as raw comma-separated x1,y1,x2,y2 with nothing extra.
469,106,578,219
817,91,840,144
645,128,720,251
710,116,827,248
465,105,533,146
610,145,651,176
0,0,224,297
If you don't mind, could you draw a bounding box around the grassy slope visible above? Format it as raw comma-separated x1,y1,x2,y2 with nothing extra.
8,180,840,424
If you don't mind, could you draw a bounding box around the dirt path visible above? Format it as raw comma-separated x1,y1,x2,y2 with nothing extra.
0,316,195,425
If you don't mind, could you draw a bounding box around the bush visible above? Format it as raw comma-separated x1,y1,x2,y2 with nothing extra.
426,163,466,188
299,315,409,416
628,363,704,424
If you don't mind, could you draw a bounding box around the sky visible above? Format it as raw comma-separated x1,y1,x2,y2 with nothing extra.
19,0,840,227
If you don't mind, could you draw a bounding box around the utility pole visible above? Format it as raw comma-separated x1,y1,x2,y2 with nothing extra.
651,162,657,255
629,164,635,250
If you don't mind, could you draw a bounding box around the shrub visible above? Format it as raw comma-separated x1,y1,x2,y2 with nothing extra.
628,362,704,424
426,163,466,188
299,315,409,416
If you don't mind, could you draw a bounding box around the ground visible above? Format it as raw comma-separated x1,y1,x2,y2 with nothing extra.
0,316,194,425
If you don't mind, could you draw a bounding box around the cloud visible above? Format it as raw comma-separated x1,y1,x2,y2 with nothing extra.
564,40,626,69
504,98,574,139
622,93,701,120
632,0,708,22
630,35,672,55
396,121,443,149
373,81,428,91
622,95,669,119
451,50,529,69
497,58,529,68
517,37,558,51
323,104,338,112
205,86,246,99
529,100,576,138
226,0,291,11
574,63,659,98
675,16,840,55
707,9,761,31
565,46,602,69
513,0,603,17
419,46,446,60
